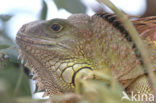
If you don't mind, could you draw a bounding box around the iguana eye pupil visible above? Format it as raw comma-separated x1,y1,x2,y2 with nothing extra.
51,23,62,32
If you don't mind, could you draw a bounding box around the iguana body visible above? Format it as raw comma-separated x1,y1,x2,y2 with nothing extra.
16,13,156,101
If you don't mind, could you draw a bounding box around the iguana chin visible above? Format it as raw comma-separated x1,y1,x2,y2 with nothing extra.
16,12,156,98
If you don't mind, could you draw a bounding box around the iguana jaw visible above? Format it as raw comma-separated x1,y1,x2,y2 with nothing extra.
17,46,65,96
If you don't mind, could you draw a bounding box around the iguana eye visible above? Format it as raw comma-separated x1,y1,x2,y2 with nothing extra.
51,23,63,32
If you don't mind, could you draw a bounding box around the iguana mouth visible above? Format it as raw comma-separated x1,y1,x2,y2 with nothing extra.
16,31,57,48
16,30,72,52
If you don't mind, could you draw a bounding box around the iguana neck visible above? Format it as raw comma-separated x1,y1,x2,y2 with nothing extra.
90,13,143,80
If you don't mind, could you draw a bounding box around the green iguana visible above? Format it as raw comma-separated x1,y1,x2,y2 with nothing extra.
16,12,156,102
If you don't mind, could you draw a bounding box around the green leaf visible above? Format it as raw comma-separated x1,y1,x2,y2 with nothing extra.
0,80,12,103
0,63,32,97
40,0,48,20
1,46,19,63
0,44,9,49
0,15,13,22
53,0,86,13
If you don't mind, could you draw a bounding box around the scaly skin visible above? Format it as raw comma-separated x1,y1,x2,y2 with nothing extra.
16,13,156,100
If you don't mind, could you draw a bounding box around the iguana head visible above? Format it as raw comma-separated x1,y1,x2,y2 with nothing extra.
16,14,94,95
16,14,93,56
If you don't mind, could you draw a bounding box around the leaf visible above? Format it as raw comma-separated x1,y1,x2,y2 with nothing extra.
0,63,32,97
0,15,13,22
53,0,86,13
1,46,19,63
40,0,48,20
0,44,9,49
0,80,12,103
